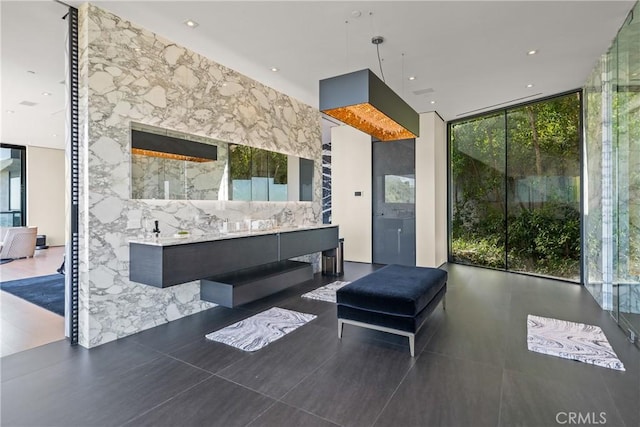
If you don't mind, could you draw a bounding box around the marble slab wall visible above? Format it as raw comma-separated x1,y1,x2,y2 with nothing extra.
77,4,322,348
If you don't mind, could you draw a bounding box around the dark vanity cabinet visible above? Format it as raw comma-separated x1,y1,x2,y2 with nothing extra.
129,225,339,307
130,234,279,288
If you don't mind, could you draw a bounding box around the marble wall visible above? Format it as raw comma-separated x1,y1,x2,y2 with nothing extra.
77,4,322,348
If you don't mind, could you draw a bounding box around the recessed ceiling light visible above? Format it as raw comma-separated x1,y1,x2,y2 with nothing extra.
271,67,279,72
526,83,534,88
52,134,57,137
134,47,141,52
6,110,15,114
351,10,362,18
430,100,436,105
42,91,51,96
527,50,538,55
408,76,416,81
184,19,198,28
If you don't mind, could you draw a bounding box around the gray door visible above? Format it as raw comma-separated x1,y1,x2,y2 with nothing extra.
372,139,416,266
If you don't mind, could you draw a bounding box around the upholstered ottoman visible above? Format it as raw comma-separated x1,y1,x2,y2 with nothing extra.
336,264,447,356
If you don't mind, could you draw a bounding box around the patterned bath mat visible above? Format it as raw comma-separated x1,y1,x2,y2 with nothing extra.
205,307,316,352
527,315,625,371
301,281,351,303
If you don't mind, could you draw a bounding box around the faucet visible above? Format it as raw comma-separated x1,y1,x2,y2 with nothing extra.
152,220,160,237
198,213,220,229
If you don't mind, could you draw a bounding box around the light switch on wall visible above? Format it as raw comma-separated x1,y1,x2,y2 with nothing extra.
354,191,362,196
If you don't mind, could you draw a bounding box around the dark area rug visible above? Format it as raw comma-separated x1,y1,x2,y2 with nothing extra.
0,274,64,316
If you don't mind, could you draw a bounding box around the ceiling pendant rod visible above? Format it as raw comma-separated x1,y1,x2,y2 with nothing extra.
372,36,385,83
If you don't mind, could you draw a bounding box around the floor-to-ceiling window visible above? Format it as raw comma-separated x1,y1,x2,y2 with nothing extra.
450,113,506,270
585,1,639,344
0,144,26,227
450,92,582,281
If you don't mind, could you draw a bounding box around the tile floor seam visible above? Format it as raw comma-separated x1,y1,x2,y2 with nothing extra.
243,399,281,427
159,350,228,376
116,374,215,427
212,373,288,402
97,348,178,379
503,365,624,389
274,347,343,409
1,360,69,385
420,348,506,371
244,401,344,427
282,404,345,427
370,352,423,427
132,332,219,357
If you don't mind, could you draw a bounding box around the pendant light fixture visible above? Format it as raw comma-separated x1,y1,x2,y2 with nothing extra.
319,37,419,141
131,129,217,163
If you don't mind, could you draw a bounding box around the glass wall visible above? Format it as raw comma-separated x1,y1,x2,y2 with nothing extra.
584,1,639,343
450,113,506,269
450,93,582,281
0,144,26,227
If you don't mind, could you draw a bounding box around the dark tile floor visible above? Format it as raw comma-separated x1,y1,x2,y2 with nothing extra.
2,263,638,427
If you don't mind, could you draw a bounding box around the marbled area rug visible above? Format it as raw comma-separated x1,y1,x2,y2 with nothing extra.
527,314,625,371
205,307,316,352
301,281,351,303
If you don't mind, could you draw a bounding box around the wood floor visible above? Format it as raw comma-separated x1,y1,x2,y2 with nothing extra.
0,246,66,357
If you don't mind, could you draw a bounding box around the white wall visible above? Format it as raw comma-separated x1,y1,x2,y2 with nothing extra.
331,126,372,263
331,114,448,266
26,146,65,246
416,112,448,267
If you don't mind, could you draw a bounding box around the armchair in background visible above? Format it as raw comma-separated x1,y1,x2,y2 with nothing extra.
0,226,38,260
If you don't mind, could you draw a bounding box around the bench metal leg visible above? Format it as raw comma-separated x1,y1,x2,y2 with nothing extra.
408,335,415,357
337,318,417,357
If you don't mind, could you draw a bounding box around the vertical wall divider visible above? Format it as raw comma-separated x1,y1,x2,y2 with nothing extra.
503,111,509,270
67,6,80,345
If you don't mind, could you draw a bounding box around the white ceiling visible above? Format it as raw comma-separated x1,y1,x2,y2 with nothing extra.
1,1,68,150
1,1,635,150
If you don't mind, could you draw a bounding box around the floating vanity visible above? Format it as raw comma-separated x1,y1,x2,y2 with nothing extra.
129,224,339,307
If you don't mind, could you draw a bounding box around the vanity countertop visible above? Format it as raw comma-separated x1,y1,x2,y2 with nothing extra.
129,224,338,247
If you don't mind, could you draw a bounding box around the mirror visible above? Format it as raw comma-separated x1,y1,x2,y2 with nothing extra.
130,123,313,201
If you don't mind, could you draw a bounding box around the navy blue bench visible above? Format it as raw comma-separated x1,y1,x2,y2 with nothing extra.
336,264,447,356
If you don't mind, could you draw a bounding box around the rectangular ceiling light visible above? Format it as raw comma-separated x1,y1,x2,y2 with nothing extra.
319,69,419,141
